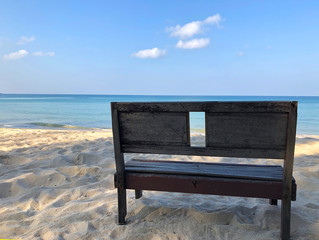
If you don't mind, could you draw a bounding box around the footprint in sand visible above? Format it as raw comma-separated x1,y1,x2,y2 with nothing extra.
14,148,29,153
0,182,12,198
0,154,30,165
305,203,319,209
73,153,103,165
0,155,9,165
71,145,85,153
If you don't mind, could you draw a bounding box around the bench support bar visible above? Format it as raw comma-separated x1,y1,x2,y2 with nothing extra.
281,196,292,240
269,199,278,205
135,190,142,199
118,187,127,225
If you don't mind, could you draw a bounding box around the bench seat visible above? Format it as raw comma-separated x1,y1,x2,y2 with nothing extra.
111,101,298,239
114,159,296,200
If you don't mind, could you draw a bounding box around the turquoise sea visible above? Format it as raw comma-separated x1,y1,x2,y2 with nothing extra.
0,94,318,135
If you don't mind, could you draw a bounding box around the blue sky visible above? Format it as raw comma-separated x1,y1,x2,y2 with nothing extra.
0,0,318,95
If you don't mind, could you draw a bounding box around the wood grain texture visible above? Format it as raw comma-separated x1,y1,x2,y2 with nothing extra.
281,101,298,239
111,103,125,174
124,173,284,200
121,144,285,159
206,112,288,150
111,103,127,225
119,112,190,146
112,101,293,113
126,159,284,181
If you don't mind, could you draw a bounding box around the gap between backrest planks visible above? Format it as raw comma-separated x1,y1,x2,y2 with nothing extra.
112,101,296,159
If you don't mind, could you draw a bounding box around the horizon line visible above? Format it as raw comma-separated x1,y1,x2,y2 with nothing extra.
0,93,319,97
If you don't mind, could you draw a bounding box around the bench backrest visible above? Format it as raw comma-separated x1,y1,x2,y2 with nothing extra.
111,101,297,160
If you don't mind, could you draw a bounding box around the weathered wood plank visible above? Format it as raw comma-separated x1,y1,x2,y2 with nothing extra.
126,159,284,181
111,103,127,225
129,159,281,167
281,101,298,240
121,144,285,159
111,103,125,174
113,101,293,113
124,173,284,199
114,172,296,201
119,112,190,146
206,113,288,150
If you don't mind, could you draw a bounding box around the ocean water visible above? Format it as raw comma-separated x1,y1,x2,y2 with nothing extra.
0,94,318,135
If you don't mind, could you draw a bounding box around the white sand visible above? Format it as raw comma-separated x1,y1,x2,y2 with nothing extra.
0,128,318,240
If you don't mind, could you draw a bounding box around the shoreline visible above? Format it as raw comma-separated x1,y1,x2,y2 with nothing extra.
1,94,319,136
0,128,319,239
1,127,319,137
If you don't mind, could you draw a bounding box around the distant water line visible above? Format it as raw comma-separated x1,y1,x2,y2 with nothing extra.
0,94,318,135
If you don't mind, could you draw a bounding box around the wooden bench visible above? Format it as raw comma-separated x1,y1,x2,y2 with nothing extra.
111,101,297,240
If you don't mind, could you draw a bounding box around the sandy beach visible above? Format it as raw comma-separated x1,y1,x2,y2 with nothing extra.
0,128,319,240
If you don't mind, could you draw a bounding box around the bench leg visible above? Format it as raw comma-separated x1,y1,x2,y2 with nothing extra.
281,197,291,240
135,190,142,199
118,187,127,225
269,199,278,205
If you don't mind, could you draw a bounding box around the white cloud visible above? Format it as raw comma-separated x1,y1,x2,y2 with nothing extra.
32,51,55,57
18,36,35,45
204,14,222,24
3,49,55,60
132,48,166,59
3,50,29,60
168,14,221,39
237,52,245,56
176,38,210,49
168,21,202,39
